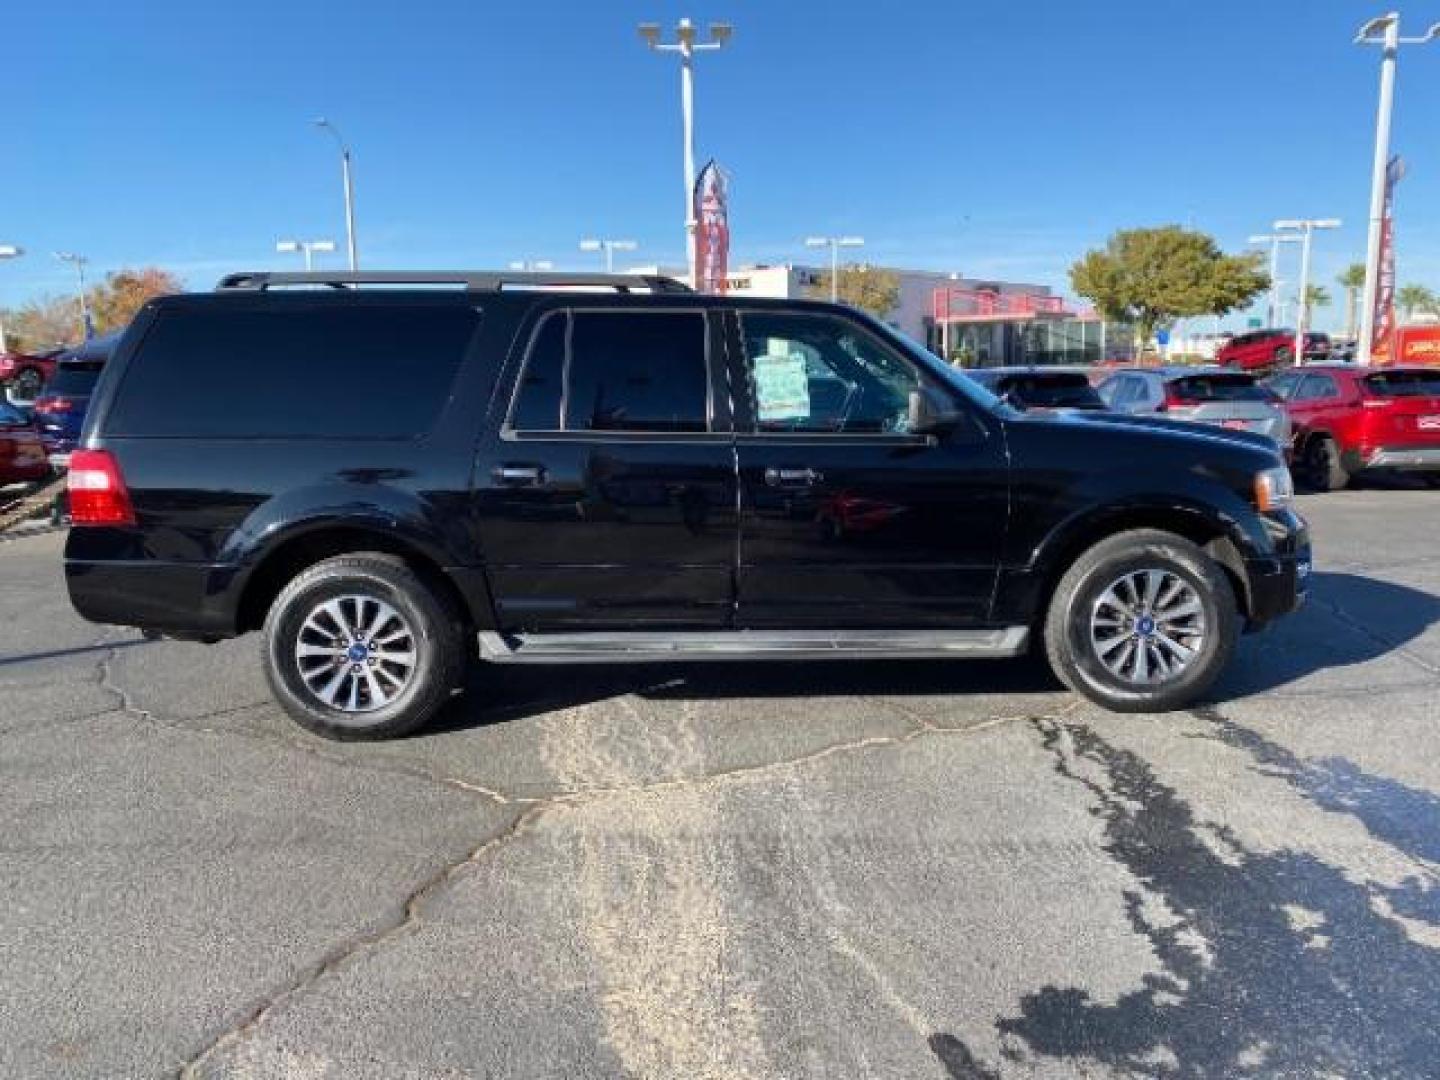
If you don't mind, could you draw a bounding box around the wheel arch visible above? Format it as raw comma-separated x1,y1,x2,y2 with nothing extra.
235,522,483,636
1026,504,1252,625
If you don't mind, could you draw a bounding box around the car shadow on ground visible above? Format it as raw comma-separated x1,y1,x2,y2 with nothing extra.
428,655,1066,734
429,569,1439,735
1212,570,1440,700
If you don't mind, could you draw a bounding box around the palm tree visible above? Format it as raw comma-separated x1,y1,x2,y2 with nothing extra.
1397,284,1438,322
1304,284,1331,310
1337,263,1366,339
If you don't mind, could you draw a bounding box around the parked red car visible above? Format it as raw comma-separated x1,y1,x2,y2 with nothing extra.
1263,364,1440,490
1218,329,1329,372
0,399,50,486
0,348,63,400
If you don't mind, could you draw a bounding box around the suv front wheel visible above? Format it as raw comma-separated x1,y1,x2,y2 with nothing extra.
1044,529,1238,713
262,553,464,740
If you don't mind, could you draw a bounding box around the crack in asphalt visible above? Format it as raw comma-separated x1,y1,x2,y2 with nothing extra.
171,693,1077,1077
1307,593,1440,678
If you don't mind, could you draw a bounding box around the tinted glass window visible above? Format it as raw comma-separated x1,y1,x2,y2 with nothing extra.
1364,370,1440,397
563,312,708,432
740,311,936,433
48,362,103,397
1169,374,1268,402
1264,371,1302,400
1295,374,1340,401
107,305,478,438
509,312,567,430
1004,374,1104,409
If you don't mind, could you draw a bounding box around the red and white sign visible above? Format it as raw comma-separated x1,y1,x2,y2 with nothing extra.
693,160,730,296
1372,155,1405,362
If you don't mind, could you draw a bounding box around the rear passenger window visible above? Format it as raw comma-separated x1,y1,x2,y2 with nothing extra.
508,310,709,433
107,305,479,439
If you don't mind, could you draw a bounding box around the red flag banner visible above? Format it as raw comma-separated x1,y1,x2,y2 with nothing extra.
1372,154,1405,363
693,160,730,295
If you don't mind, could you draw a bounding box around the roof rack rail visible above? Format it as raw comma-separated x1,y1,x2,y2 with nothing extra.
214,270,693,294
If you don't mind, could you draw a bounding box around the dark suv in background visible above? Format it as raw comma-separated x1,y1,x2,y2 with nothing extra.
64,272,1309,739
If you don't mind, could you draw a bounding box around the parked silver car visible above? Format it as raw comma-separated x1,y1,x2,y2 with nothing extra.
1096,367,1292,448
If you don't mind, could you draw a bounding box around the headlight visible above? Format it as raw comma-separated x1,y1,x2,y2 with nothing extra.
1254,466,1294,511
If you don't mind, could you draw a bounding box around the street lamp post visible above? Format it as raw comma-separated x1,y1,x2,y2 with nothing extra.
276,238,337,272
1354,13,1438,363
1274,219,1341,363
1248,233,1303,326
804,236,865,302
54,252,91,341
638,18,732,287
0,245,22,354
313,119,359,272
579,238,639,273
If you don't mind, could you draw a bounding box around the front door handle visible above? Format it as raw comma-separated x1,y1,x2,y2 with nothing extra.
493,464,546,487
764,466,822,488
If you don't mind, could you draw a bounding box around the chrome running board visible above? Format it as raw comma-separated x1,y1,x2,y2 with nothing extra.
477,627,1029,664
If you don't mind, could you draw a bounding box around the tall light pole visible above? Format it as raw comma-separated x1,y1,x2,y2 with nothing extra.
313,118,359,272
638,18,732,287
0,245,22,354
805,236,865,302
579,238,638,273
54,252,91,341
1354,14,1438,363
1248,232,1302,326
277,238,336,272
1275,219,1341,363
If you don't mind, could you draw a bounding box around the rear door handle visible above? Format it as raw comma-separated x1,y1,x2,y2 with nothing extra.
493,464,546,487
764,467,821,488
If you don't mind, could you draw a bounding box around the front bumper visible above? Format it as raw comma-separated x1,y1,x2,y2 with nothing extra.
1241,511,1310,630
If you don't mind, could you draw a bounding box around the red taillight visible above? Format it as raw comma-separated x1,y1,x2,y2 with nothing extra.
34,397,72,414
1162,388,1190,412
67,449,136,526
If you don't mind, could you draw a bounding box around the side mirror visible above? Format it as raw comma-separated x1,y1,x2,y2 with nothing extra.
908,387,966,436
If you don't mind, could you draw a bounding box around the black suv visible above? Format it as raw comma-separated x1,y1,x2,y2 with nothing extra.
64,271,1310,739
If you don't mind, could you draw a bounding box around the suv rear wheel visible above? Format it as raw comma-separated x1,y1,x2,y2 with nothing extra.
261,553,464,740
1299,435,1349,492
1044,529,1238,713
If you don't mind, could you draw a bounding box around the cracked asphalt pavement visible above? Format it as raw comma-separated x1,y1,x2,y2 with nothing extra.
3,487,1439,1078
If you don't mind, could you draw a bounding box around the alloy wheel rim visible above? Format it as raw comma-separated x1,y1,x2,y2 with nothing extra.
294,594,417,713
1088,569,1206,685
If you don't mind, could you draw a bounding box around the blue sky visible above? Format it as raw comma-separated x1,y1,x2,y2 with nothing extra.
4,0,1438,330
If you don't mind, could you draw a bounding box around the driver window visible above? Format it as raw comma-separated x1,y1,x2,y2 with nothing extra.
739,311,930,434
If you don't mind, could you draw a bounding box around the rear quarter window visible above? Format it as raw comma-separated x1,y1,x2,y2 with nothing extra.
47,362,104,397
105,304,480,438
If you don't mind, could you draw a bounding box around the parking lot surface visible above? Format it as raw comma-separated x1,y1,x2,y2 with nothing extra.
2,487,1439,1078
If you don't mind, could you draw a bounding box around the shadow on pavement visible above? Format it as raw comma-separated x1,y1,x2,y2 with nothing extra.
930,717,1440,1078
0,637,153,668
427,655,1065,734
1212,570,1440,699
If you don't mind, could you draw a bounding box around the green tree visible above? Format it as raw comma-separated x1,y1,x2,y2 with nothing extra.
808,265,901,320
1337,262,1366,339
87,268,184,334
1304,284,1331,310
1070,226,1268,358
1397,284,1438,322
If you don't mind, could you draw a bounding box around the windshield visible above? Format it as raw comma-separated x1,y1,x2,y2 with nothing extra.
1169,373,1269,403
47,361,103,397
1364,370,1440,397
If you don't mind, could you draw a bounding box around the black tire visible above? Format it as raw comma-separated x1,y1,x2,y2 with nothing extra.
1299,435,1349,492
1424,474,1440,489
1043,529,1238,714
12,367,43,400
261,553,464,740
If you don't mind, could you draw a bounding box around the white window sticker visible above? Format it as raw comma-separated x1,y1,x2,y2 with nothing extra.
753,345,811,421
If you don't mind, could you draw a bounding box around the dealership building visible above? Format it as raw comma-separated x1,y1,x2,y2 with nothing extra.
638,263,1131,367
